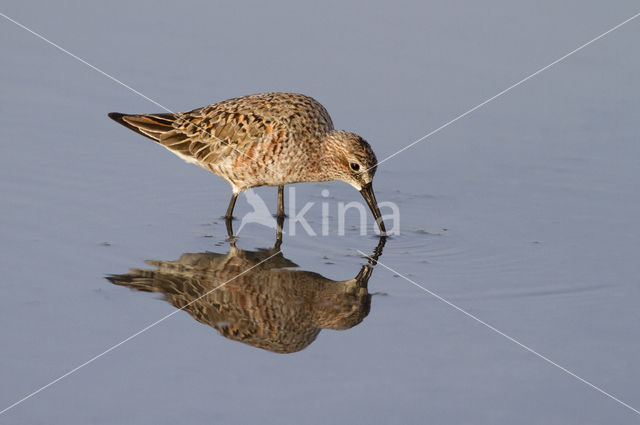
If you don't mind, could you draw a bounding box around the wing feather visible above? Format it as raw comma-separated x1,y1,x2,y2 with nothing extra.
108,92,333,167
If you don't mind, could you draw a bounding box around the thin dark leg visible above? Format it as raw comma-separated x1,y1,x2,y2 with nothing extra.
225,216,235,240
275,214,285,250
277,185,285,217
275,186,285,247
225,192,238,219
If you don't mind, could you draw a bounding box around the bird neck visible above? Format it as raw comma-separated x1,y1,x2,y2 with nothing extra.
314,132,346,182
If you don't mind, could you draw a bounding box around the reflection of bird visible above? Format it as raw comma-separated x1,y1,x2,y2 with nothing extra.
107,238,385,354
108,92,386,234
236,189,279,235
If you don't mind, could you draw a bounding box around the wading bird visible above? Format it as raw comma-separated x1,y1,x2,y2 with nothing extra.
109,92,386,234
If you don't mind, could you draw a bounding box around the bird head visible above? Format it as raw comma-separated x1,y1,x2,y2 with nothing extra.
321,131,386,235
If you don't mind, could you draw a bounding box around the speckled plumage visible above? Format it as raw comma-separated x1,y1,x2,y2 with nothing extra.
107,243,381,354
109,92,386,232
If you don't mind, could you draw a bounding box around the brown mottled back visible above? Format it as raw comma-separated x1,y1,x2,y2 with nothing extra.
109,93,335,191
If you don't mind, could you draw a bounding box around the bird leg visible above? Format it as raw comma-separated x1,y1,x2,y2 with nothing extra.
275,186,285,248
224,192,239,243
275,214,285,249
225,217,236,243
277,185,286,217
225,192,238,219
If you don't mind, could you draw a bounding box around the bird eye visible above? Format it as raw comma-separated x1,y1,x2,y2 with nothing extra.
350,162,360,171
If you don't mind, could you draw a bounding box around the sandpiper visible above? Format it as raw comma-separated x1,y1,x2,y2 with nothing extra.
109,92,386,234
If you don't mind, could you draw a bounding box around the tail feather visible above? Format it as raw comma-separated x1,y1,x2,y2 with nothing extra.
108,112,177,142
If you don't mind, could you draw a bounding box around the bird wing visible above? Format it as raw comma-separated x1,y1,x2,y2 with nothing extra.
109,93,335,167
108,107,285,166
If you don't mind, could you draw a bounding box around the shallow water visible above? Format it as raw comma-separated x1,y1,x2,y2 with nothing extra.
2,1,640,424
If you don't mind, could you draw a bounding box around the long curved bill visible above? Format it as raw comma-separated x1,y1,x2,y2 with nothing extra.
360,183,386,235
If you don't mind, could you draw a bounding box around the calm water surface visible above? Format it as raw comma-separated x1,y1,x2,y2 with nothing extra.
1,1,639,424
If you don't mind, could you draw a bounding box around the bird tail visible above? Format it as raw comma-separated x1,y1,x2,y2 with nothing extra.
108,112,178,142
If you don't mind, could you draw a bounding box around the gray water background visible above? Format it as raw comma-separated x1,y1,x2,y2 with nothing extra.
1,1,639,424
